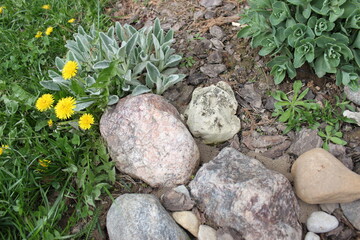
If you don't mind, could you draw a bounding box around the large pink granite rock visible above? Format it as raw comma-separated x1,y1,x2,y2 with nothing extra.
189,147,302,240
100,94,199,187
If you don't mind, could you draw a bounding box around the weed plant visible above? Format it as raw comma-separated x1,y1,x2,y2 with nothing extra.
0,0,115,239
272,80,355,149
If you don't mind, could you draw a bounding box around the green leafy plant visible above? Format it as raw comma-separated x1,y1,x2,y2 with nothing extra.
238,0,360,89
272,80,319,133
180,56,196,68
272,80,354,148
318,124,347,150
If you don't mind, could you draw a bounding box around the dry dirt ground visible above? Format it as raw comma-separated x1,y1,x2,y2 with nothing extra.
71,0,360,239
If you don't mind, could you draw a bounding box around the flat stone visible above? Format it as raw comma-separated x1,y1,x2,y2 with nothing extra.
100,94,199,187
262,140,292,159
107,194,190,240
304,232,320,240
210,38,224,49
340,199,360,230
200,64,226,78
244,134,287,149
287,129,323,156
184,81,240,144
319,203,339,214
199,0,222,8
204,10,216,19
207,51,223,64
198,225,217,240
189,147,302,240
306,211,339,233
238,83,262,108
291,148,360,204
188,72,208,86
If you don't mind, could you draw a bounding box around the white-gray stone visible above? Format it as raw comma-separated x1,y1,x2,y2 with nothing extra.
344,85,360,105
184,82,240,144
198,225,217,240
172,211,200,237
306,211,339,233
304,232,320,240
107,194,190,240
340,199,360,230
189,147,302,240
343,110,360,126
100,94,199,187
199,0,222,8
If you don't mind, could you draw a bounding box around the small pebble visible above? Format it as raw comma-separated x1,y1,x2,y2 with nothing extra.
304,232,320,240
306,211,339,233
198,225,217,240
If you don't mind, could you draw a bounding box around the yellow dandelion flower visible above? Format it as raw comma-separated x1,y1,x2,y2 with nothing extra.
0,6,6,14
55,97,76,120
78,113,94,130
68,18,75,23
42,4,51,10
48,119,53,127
0,145,9,155
62,61,78,80
35,31,43,38
39,159,51,168
45,26,53,36
35,94,54,112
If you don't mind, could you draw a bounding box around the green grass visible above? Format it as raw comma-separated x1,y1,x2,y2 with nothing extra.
0,0,115,239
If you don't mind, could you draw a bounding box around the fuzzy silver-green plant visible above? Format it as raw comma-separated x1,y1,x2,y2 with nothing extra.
40,19,185,110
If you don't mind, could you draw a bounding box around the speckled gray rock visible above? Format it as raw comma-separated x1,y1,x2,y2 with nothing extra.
304,232,320,240
189,147,302,240
100,94,199,187
344,85,360,105
106,194,190,240
288,129,323,156
199,0,222,8
340,199,360,230
306,211,339,233
184,81,241,144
